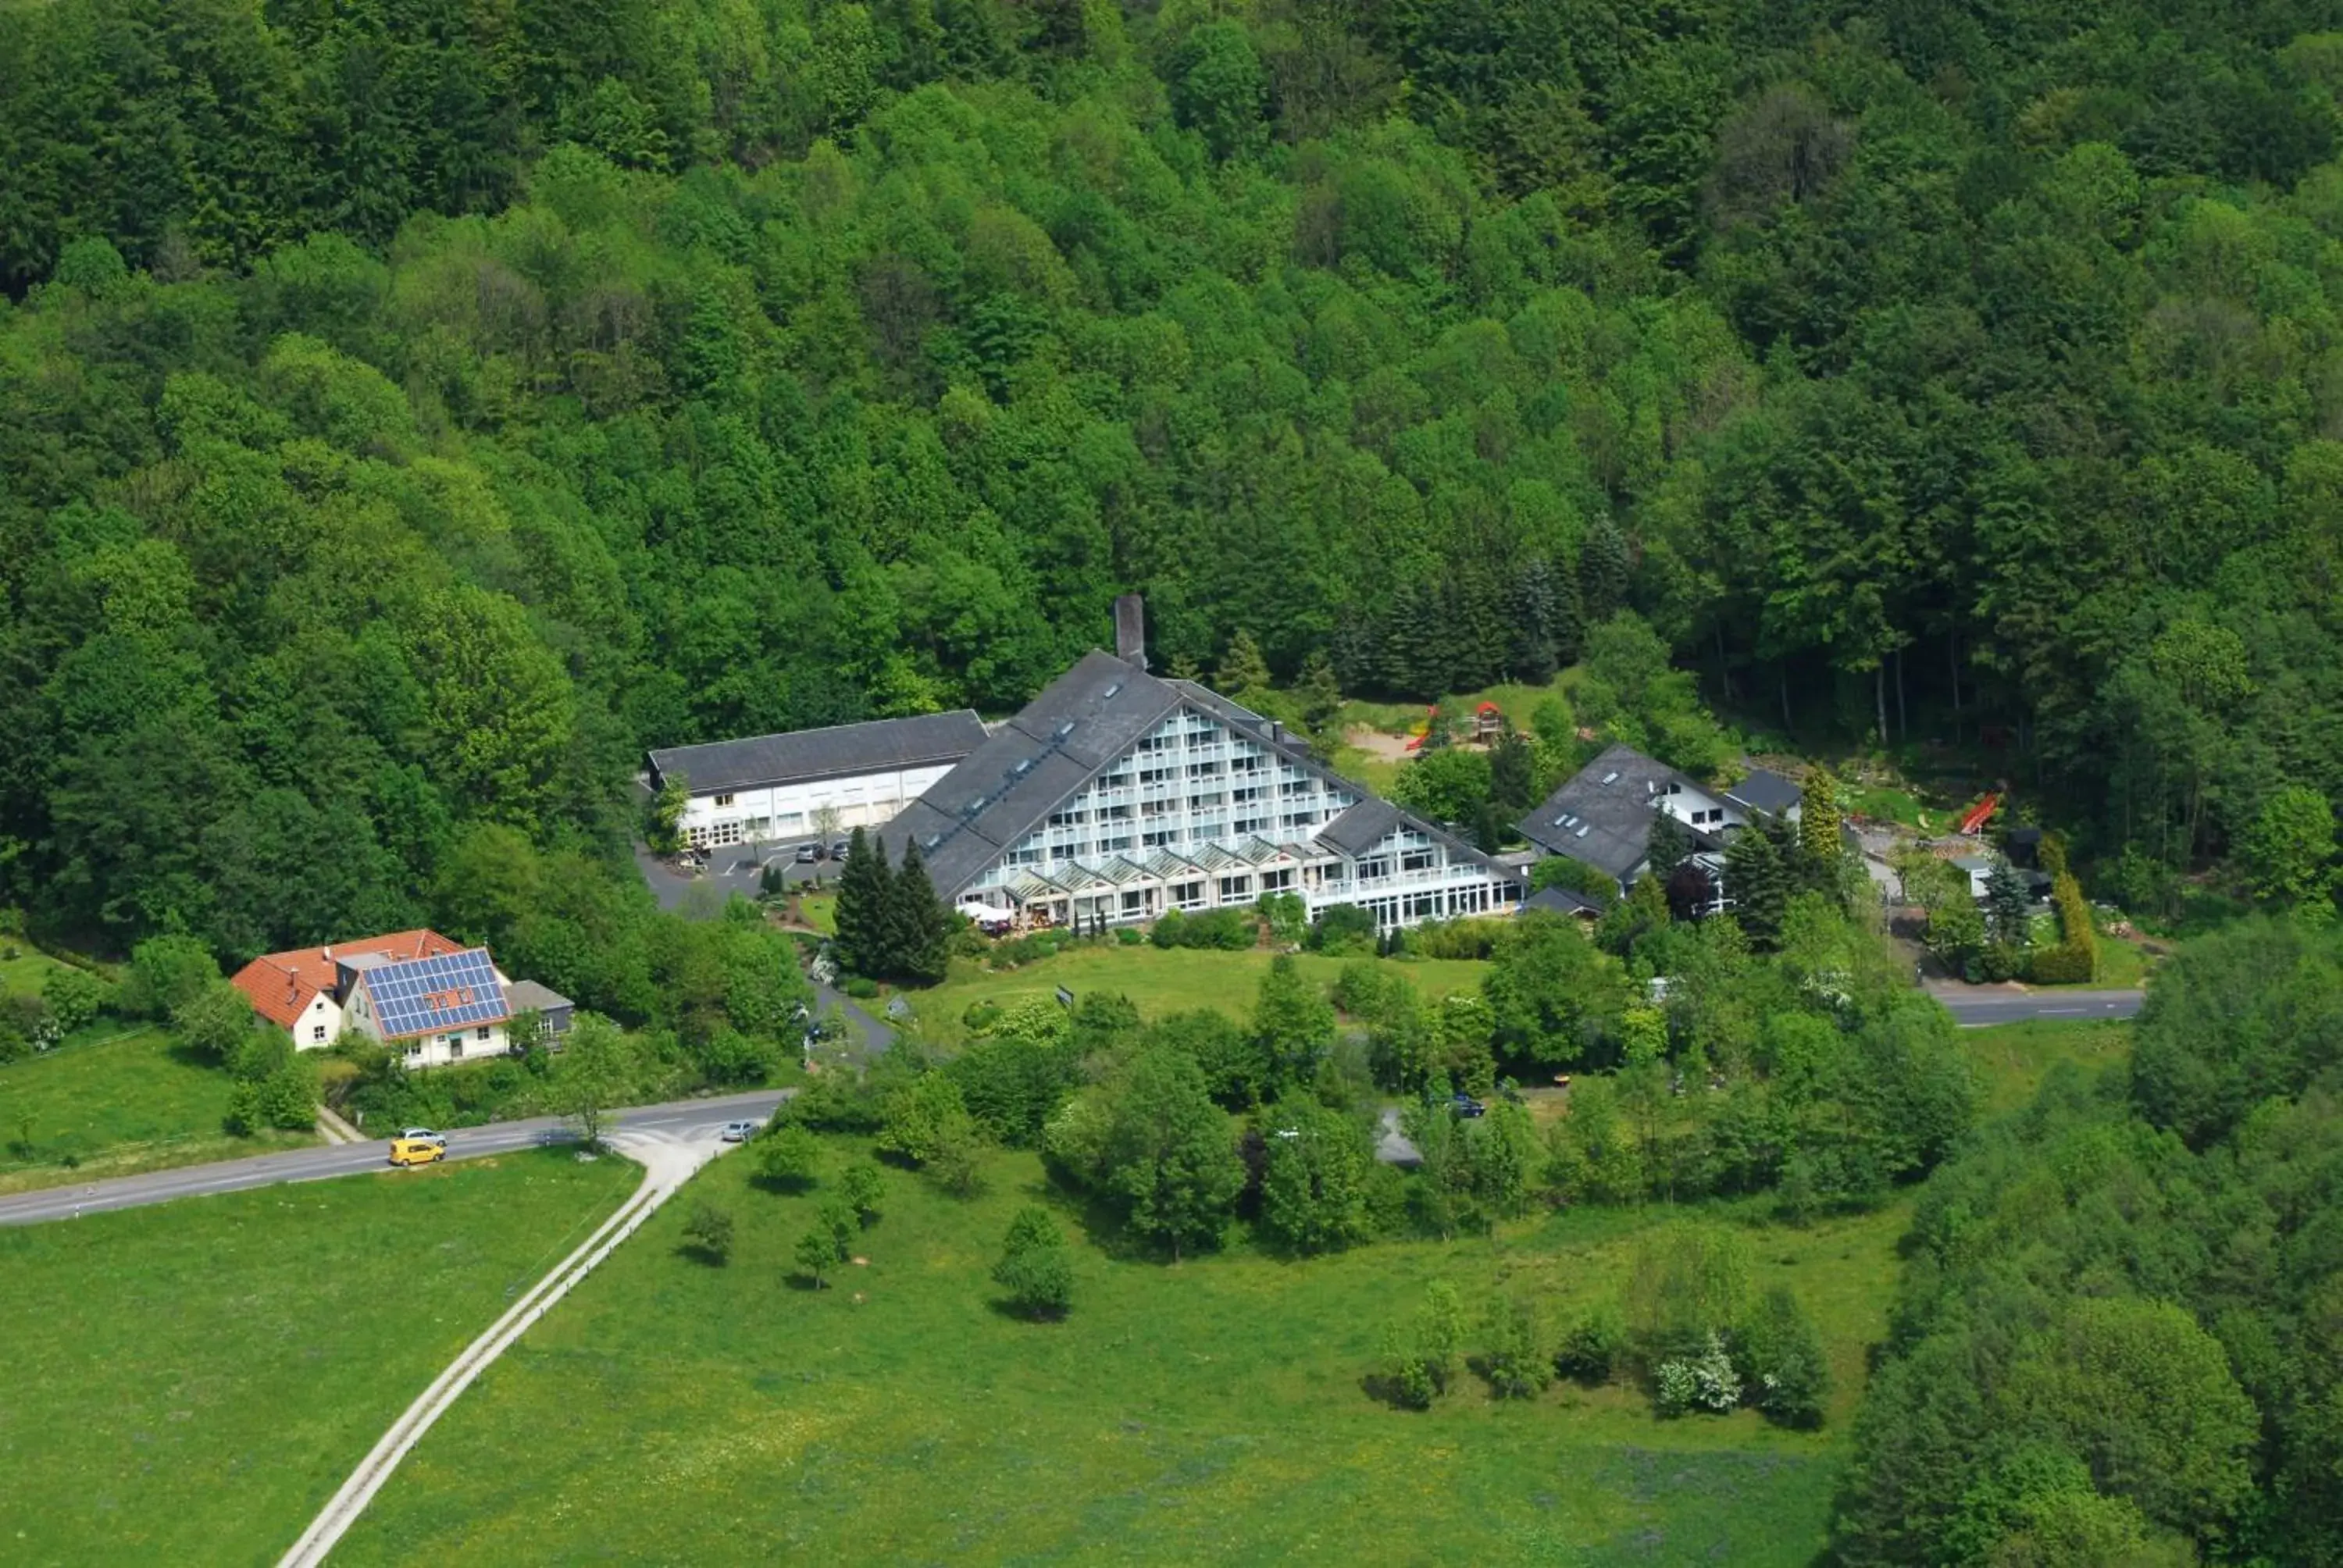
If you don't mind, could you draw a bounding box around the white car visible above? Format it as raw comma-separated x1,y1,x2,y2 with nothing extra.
398,1127,446,1148
719,1120,762,1143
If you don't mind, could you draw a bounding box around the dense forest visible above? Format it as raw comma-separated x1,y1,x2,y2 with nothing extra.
6,0,2343,960
1835,920,2343,1565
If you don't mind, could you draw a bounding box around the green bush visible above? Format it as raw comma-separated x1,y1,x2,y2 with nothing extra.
41,966,112,1032
1151,907,1255,950
961,1000,1004,1034
1556,1306,1626,1384
1307,903,1378,955
1115,926,1143,946
843,975,881,1000
2028,871,2098,983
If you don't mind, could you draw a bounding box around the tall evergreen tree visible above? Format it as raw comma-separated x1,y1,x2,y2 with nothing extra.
1489,726,1535,816
891,839,954,985
1216,630,1273,698
1646,811,1693,882
1799,768,1843,868
1984,861,2032,951
834,826,893,978
1296,650,1343,739
1579,517,1631,624
1509,555,1560,684
1724,821,1789,950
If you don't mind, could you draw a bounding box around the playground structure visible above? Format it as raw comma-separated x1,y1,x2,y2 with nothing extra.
1401,701,1507,753
1957,792,2001,836
1402,704,1438,752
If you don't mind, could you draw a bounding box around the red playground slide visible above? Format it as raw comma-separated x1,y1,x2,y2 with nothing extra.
1958,793,2000,836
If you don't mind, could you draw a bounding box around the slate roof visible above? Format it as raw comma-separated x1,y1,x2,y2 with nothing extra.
1516,742,1690,882
883,650,1509,900
1315,798,1403,857
1517,886,1607,918
881,651,1186,898
505,979,573,1017
1724,768,1803,816
646,711,987,797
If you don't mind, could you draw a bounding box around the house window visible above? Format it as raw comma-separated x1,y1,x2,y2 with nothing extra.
714,793,734,807
476,1025,492,1040
312,1025,327,1042
1402,848,1437,872
405,1042,423,1060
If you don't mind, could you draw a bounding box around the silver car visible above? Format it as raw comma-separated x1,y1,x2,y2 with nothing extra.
719,1120,761,1143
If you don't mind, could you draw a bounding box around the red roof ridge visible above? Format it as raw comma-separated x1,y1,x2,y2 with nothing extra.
229,929,470,1031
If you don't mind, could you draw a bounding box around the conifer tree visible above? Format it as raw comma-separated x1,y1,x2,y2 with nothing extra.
1551,565,1588,668
1646,811,1693,882
1799,768,1843,868
1579,517,1631,624
1724,821,1788,950
891,839,954,985
1216,629,1273,698
1296,650,1343,739
1489,726,1535,816
834,826,893,977
1509,555,1560,683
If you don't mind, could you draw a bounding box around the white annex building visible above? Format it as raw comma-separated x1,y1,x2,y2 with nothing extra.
645,711,989,850
881,622,1521,934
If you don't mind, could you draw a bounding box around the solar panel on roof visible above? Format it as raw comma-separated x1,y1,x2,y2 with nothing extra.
364,948,507,1039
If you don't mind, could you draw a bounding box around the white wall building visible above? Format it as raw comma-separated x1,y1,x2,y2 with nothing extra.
647,711,989,850
882,649,1518,933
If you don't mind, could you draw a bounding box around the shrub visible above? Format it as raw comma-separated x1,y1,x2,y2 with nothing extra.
1735,1287,1830,1428
843,975,881,1000
1404,918,1507,961
681,1202,735,1263
2028,871,2098,982
1479,1296,1551,1399
1154,907,1257,950
961,1000,1004,1034
840,1160,885,1226
753,1124,823,1190
41,966,112,1033
1307,903,1377,955
1557,1306,1626,1384
1115,926,1143,946
1655,1331,1741,1417
992,1205,1073,1319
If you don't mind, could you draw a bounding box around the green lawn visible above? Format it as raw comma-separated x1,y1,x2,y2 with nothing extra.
0,1146,638,1566
0,941,76,997
1960,1019,2133,1115
903,946,1490,1043
337,1143,1903,1566
0,1027,316,1195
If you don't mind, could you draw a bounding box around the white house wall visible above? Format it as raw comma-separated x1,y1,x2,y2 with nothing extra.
962,703,1514,931
680,763,959,848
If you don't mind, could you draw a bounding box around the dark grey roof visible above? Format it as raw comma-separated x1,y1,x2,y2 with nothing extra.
1516,742,1685,881
881,652,1183,897
1724,768,1803,816
1315,798,1403,857
646,711,987,796
505,979,573,1014
883,651,1510,899
1518,886,1606,918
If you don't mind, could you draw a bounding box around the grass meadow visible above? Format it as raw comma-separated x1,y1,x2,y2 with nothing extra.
904,946,1490,1045
1957,1017,2132,1114
0,1026,316,1195
0,1146,637,1566
337,1139,1903,1567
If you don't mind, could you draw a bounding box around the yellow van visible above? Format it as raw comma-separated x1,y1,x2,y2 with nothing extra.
388,1137,446,1168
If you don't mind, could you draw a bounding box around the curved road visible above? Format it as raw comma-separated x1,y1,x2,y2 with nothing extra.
0,1089,789,1228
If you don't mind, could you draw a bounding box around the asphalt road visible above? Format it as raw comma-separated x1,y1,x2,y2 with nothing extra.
1935,988,2144,1027
0,1088,790,1229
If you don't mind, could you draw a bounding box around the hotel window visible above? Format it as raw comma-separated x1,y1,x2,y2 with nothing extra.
1218,875,1253,900
1236,817,1268,836
1100,835,1133,853
1402,848,1437,871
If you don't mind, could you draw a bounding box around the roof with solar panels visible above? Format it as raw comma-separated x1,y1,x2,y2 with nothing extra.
343,946,511,1040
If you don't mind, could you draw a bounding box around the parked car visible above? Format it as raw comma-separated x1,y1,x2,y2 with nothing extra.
720,1120,762,1143
398,1127,445,1148
1449,1092,1487,1119
829,839,851,861
388,1137,446,1167
793,843,820,864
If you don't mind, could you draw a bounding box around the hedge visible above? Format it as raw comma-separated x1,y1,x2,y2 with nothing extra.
2028,871,2097,983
